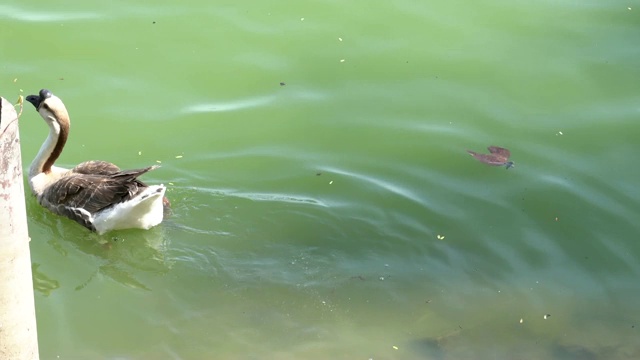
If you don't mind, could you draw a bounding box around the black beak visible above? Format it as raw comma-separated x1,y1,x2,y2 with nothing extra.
25,89,53,109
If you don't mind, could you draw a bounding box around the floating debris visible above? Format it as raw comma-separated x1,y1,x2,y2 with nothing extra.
467,146,514,169
329,180,333,184
437,234,445,240
392,345,398,350
519,318,524,324
15,95,24,117
544,314,551,320
280,82,286,86
175,155,183,159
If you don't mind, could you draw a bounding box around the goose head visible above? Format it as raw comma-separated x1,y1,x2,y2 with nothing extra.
26,89,71,177
26,89,70,132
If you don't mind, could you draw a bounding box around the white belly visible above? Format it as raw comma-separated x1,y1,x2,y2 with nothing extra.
92,185,166,234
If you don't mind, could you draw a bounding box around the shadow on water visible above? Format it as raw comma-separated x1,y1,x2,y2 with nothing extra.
32,263,60,296
29,196,173,294
73,229,172,291
406,334,636,360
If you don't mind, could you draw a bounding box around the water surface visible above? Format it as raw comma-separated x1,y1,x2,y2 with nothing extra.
5,0,640,358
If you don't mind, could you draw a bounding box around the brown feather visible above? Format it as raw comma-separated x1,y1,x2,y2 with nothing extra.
487,146,510,158
41,166,159,215
72,160,121,175
467,148,511,166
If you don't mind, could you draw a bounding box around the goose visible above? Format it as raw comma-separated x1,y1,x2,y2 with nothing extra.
467,146,514,169
26,89,167,234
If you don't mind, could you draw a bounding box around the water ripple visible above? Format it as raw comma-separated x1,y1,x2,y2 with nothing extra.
183,87,327,114
229,191,327,207
196,187,327,207
184,95,275,113
0,5,100,22
321,166,425,207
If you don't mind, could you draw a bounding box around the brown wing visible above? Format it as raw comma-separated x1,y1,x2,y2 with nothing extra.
42,165,158,215
467,150,505,166
72,160,120,175
487,146,510,159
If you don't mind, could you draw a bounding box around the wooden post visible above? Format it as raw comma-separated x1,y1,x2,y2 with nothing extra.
0,97,40,359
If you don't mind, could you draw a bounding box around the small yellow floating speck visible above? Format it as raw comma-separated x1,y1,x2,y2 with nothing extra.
168,182,174,186
437,235,445,240
338,37,343,41
519,318,524,324
175,155,183,159
156,160,162,164
392,345,398,350
138,151,142,155
340,59,345,63
329,180,333,184
13,78,17,83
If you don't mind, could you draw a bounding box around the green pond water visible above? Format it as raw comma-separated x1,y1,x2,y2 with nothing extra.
3,0,640,358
